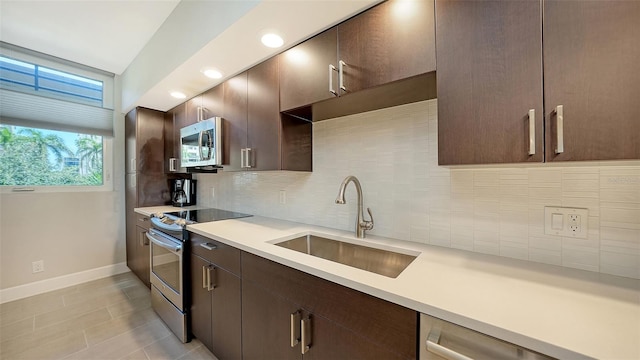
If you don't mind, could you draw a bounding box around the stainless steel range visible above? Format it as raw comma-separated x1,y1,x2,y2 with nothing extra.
147,208,251,342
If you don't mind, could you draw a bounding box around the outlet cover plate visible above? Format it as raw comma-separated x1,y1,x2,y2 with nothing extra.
544,206,588,239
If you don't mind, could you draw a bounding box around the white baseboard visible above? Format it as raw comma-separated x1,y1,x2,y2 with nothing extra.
0,263,131,304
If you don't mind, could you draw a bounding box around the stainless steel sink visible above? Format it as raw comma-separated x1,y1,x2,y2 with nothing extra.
274,234,417,278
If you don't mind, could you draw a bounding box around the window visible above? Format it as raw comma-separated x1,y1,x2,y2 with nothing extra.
0,44,114,192
0,55,104,107
0,125,110,188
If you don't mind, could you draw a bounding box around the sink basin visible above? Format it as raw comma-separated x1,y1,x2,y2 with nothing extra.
273,234,417,278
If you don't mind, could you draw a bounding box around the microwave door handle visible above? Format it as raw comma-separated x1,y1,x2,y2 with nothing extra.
198,131,205,161
205,131,213,160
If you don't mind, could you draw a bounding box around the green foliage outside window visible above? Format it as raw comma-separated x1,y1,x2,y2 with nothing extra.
0,125,103,186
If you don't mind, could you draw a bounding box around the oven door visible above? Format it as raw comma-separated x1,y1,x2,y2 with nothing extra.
147,228,184,310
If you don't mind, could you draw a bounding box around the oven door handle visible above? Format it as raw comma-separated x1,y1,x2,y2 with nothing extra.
146,229,182,253
150,216,183,233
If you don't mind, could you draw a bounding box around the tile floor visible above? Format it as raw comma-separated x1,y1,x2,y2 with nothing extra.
0,272,218,360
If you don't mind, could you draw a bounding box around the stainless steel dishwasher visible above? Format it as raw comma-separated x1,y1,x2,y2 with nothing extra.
420,313,555,360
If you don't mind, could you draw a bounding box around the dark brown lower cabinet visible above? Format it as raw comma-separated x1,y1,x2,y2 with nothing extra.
126,214,150,287
190,253,242,360
241,281,300,360
241,252,417,360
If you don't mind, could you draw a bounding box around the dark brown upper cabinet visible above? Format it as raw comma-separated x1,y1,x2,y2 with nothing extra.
165,103,189,173
280,0,436,113
337,0,436,94
543,0,640,161
222,72,249,172
247,56,282,171
202,85,224,120
436,0,544,165
437,0,640,165
224,57,312,172
280,27,338,112
185,95,202,124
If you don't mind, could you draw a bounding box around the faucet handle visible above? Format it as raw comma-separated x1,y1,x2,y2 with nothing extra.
361,207,374,230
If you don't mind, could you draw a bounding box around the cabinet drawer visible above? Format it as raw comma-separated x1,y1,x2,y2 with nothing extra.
135,213,151,230
420,314,554,360
190,233,241,276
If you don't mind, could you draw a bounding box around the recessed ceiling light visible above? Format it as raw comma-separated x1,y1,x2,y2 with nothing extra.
170,91,186,99
261,33,284,48
203,69,223,79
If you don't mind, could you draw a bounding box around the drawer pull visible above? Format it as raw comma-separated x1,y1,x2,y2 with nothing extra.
426,327,473,360
200,243,217,251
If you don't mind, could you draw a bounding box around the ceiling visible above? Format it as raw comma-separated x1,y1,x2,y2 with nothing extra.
0,0,380,113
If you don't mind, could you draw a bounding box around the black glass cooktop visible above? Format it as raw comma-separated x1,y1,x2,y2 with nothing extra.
164,208,252,224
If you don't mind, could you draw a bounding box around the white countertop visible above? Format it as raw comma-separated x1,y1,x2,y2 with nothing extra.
136,206,640,360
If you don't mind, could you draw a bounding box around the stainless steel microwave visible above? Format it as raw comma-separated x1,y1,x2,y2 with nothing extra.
180,117,222,168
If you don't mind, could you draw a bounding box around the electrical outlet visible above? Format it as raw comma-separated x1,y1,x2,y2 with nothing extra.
32,260,44,273
544,207,588,239
279,190,286,204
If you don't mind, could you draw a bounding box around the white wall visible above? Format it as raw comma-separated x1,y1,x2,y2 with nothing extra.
0,77,127,301
195,100,640,279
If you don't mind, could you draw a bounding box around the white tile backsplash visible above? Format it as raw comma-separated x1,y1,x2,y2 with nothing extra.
196,99,640,279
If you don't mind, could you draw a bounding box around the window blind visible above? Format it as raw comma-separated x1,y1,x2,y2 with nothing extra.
0,88,114,137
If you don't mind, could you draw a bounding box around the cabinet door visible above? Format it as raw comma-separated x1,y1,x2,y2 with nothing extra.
436,0,543,165
242,280,301,360
279,27,338,111
172,103,188,173
163,110,176,173
202,85,224,120
191,254,213,351
223,72,248,171
135,107,166,174
133,226,150,287
185,95,202,125
543,0,640,161
248,56,281,171
303,312,408,360
338,0,436,94
211,267,242,360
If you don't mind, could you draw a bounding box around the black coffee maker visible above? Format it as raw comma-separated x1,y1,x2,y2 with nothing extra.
172,179,196,207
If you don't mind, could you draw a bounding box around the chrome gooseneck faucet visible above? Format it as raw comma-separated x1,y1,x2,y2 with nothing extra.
335,175,374,238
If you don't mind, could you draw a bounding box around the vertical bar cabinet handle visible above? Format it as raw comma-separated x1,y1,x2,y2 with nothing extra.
339,60,347,92
528,109,535,155
169,158,177,172
202,265,207,289
290,311,301,347
245,148,252,169
206,265,216,291
555,105,564,154
301,315,311,354
329,64,337,96
240,148,246,168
